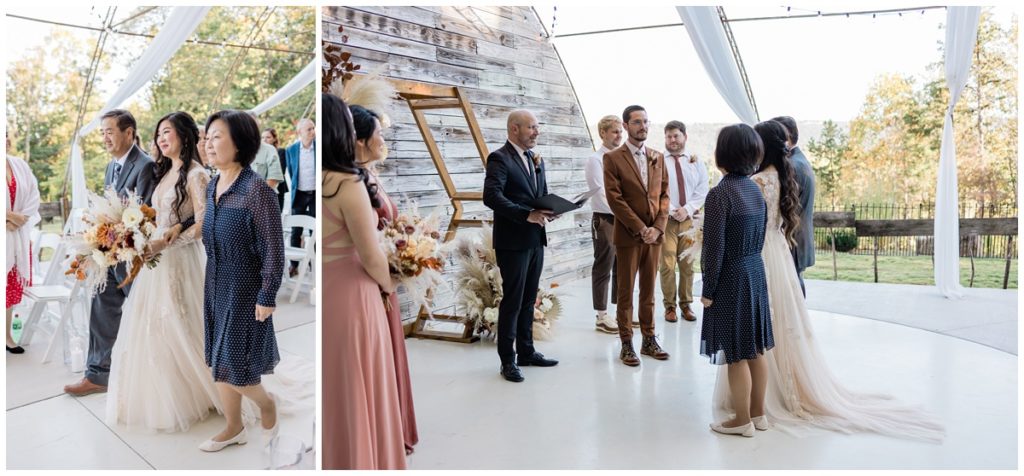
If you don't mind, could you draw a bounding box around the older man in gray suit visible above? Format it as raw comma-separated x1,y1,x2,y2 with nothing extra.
64,109,157,396
772,116,816,296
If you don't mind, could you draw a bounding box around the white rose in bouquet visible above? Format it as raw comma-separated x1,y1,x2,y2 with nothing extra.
122,207,144,228
92,249,110,267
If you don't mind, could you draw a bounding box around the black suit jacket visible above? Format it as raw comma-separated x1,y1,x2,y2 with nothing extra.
789,146,816,270
483,141,548,250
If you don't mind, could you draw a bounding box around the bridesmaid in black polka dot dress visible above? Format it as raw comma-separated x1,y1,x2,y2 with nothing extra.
700,123,773,437
199,110,285,451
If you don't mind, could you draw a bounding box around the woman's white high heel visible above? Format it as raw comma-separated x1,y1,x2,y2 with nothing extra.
710,421,756,437
198,427,248,452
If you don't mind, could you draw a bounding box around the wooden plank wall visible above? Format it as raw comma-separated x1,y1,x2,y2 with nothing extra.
323,6,597,322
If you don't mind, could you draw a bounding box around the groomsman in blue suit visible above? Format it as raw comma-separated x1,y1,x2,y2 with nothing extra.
483,109,560,383
285,118,316,275
771,116,816,296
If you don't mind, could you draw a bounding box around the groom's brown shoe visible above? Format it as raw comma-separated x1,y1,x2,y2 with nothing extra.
64,377,106,397
619,341,641,367
682,306,697,322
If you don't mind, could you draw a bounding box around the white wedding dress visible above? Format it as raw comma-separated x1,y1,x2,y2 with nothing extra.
106,166,223,432
712,166,945,442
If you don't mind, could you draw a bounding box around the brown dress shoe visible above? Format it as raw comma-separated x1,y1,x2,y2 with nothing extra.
682,306,697,322
64,377,107,397
640,335,670,360
665,308,678,323
619,341,641,367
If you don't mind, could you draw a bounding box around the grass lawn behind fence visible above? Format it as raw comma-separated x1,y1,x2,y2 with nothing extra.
804,251,1018,289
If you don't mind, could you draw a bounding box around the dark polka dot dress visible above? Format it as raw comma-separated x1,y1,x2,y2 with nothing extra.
700,173,773,365
203,166,284,386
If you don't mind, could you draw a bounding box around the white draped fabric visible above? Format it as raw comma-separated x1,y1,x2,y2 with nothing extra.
69,7,211,210
248,58,316,116
934,7,981,299
675,6,758,125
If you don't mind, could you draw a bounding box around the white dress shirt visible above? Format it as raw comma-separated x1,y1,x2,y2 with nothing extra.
508,141,534,176
624,141,649,189
664,148,710,218
584,145,613,214
297,142,315,191
111,149,131,185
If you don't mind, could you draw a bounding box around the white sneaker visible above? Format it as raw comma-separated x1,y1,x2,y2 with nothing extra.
595,314,618,334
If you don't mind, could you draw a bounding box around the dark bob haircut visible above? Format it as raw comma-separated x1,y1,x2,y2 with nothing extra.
714,123,763,176
205,109,262,167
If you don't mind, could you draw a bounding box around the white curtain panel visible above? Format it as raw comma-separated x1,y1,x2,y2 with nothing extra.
249,58,316,116
934,6,981,299
675,6,758,125
69,6,211,210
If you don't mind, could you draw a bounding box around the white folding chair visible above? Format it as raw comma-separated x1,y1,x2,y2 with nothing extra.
282,214,316,304
31,232,63,285
19,270,90,364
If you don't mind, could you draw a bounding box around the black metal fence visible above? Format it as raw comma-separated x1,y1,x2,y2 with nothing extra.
813,203,1018,259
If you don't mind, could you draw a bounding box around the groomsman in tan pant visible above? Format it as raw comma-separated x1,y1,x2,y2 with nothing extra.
585,115,625,334
659,121,709,323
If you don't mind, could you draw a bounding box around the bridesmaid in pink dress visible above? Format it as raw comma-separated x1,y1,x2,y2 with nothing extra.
350,103,419,454
321,94,405,470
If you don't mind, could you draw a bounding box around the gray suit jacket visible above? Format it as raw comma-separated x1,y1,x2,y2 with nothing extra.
789,146,816,271
104,144,157,205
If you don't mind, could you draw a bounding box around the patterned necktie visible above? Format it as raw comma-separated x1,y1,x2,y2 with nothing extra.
672,155,687,208
524,150,537,188
112,163,123,186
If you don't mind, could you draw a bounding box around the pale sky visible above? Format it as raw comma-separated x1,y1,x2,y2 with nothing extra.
535,4,1017,124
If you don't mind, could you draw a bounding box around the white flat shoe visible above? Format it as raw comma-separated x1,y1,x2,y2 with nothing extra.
752,415,770,431
710,421,755,437
199,428,247,452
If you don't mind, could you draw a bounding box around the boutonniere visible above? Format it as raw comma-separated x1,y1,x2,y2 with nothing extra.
646,151,659,166
689,154,698,164
531,152,543,168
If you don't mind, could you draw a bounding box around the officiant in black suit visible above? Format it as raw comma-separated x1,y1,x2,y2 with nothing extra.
483,109,559,383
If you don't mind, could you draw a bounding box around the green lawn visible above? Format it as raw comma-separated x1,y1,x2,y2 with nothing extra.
804,251,1018,289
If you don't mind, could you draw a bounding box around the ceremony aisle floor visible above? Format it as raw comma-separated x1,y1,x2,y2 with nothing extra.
5,289,315,470
404,277,1017,470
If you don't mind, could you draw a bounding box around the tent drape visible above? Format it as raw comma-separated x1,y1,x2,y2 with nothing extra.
676,6,758,125
934,6,981,299
248,58,316,116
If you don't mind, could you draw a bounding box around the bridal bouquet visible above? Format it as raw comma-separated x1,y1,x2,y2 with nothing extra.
65,190,160,294
452,224,562,340
379,203,447,312
677,213,704,263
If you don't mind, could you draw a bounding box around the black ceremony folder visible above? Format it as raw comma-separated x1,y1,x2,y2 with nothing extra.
527,188,601,215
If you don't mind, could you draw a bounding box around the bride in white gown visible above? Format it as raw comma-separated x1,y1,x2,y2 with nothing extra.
106,112,224,432
712,120,945,442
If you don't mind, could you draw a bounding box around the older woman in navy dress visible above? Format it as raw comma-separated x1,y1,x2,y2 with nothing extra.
700,123,773,438
199,110,285,452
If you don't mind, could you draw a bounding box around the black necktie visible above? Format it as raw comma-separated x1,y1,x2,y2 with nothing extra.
524,150,537,190
112,163,123,186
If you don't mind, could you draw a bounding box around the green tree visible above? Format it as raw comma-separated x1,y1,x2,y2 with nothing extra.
806,119,849,209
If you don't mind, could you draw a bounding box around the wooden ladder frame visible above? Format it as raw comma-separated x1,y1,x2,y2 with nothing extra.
383,78,490,343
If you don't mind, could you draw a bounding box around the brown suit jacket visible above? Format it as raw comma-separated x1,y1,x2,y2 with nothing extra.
602,143,670,247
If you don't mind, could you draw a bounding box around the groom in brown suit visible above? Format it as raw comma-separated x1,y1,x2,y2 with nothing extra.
603,105,671,366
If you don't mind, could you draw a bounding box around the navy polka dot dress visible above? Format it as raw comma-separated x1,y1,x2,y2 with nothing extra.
700,173,773,365
203,166,284,386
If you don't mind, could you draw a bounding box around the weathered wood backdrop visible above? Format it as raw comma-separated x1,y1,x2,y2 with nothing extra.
323,6,598,323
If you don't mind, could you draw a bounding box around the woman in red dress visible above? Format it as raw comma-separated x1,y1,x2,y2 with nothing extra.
6,142,41,354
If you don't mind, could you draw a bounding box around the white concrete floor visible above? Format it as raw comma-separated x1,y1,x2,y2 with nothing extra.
403,277,1017,470
4,289,315,470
